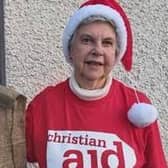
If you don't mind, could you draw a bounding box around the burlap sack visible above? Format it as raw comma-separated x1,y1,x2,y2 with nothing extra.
0,85,27,168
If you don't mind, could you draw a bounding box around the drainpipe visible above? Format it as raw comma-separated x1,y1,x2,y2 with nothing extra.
0,0,6,86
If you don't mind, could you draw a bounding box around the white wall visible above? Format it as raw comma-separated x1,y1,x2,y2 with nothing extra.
4,0,168,157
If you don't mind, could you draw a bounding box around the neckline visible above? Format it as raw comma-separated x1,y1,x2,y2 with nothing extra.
69,73,113,101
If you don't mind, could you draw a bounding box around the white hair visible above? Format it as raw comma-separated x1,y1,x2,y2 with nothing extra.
68,15,120,57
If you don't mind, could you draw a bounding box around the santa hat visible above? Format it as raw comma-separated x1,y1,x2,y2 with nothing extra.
62,0,158,127
62,0,133,71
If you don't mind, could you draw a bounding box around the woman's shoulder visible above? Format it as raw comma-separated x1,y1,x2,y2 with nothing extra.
29,79,68,105
113,79,159,128
113,78,151,103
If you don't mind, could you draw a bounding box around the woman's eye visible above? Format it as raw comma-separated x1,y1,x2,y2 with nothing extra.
82,38,91,43
103,41,113,46
81,36,93,44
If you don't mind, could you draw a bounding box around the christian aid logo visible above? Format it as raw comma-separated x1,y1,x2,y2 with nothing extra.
47,130,136,168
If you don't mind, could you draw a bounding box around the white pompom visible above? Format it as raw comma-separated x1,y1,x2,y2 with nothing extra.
127,103,158,128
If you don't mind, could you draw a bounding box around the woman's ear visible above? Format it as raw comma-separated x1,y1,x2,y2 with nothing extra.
68,54,74,65
69,55,72,60
114,49,120,65
68,46,73,62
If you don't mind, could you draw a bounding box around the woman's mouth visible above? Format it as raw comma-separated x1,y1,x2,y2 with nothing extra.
85,61,103,66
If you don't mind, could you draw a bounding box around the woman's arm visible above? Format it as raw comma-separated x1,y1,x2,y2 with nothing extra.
143,121,167,167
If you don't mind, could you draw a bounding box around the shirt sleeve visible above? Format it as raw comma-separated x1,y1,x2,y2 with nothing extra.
143,121,167,167
134,90,167,167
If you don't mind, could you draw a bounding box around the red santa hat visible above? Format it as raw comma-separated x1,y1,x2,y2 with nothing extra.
62,0,158,127
62,0,133,71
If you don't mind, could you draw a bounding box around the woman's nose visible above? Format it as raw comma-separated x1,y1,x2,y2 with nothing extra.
91,42,104,56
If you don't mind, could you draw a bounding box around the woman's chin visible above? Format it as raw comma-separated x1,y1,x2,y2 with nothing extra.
83,73,103,81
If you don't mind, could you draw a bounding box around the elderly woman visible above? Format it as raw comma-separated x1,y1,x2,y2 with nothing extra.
26,0,167,168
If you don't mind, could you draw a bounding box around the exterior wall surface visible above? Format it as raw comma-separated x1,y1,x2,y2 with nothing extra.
4,0,168,158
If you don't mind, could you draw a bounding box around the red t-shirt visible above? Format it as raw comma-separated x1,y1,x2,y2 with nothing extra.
26,79,167,168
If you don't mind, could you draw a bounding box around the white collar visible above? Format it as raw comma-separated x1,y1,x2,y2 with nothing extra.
69,74,112,101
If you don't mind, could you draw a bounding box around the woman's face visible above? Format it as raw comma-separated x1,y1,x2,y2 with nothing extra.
69,21,118,89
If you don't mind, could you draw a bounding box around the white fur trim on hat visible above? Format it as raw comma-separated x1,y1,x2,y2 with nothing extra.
62,4,127,62
128,103,158,128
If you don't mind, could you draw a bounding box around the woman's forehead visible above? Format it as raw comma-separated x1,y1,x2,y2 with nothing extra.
75,21,117,37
